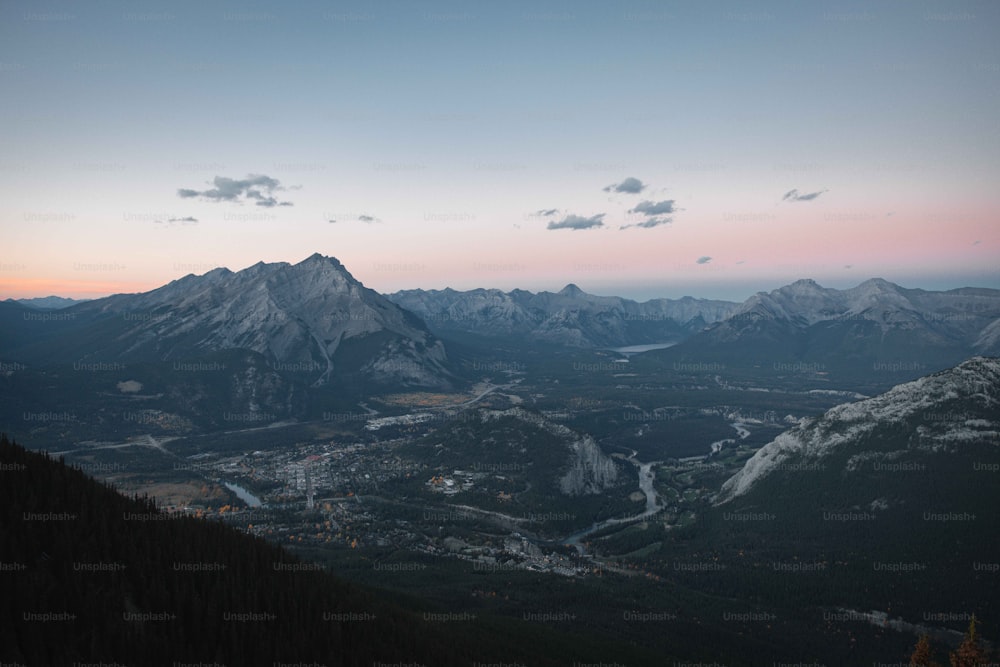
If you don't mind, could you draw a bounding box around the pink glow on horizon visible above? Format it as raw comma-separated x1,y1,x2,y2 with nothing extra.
0,277,163,300
2,202,996,300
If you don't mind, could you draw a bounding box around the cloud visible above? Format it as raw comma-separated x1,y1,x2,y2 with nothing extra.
696,256,712,264
621,216,672,230
248,193,293,208
603,177,646,194
329,214,380,224
547,213,605,231
629,199,677,216
178,174,295,207
619,199,679,229
154,216,199,226
536,208,559,217
782,188,827,202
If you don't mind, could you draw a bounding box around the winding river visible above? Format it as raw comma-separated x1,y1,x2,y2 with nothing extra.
560,421,750,554
562,452,662,554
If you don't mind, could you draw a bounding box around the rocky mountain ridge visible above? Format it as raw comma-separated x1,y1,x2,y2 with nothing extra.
7,254,453,389
388,285,738,348
717,355,1000,501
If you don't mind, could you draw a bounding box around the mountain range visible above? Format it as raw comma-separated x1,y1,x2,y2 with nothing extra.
6,295,90,310
2,255,999,438
390,278,1000,361
728,278,1000,353
639,278,1000,388
388,284,738,347
5,259,998,370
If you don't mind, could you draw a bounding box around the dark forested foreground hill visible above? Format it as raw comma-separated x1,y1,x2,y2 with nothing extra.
0,434,664,667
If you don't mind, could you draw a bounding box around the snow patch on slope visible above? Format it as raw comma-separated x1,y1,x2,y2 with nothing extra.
717,357,1000,502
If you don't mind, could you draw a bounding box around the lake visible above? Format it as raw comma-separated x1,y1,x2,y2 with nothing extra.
223,481,263,508
607,342,677,355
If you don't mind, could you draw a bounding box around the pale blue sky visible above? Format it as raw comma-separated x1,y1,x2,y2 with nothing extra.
1,0,998,300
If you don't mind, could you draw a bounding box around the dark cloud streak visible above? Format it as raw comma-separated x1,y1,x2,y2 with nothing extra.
782,188,828,202
621,216,672,230
547,213,605,230
628,199,677,216
153,216,199,226
603,177,646,194
178,174,295,207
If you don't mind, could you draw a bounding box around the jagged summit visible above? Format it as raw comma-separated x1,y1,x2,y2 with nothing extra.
786,278,823,291
856,277,899,290
847,277,907,303
558,283,585,297
172,254,345,283
203,266,234,279
297,252,347,270
733,281,841,326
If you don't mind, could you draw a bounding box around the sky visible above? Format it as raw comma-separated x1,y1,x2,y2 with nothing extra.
1,0,998,303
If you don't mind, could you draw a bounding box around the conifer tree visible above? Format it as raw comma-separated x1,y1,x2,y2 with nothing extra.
950,615,989,667
909,634,941,667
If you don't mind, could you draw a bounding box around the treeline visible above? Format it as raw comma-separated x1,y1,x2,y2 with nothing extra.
0,433,653,666
909,617,995,666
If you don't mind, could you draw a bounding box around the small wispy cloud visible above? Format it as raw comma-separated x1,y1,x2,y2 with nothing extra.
782,188,827,202
154,216,199,226
547,213,605,231
629,199,677,216
621,216,672,230
696,256,712,264
603,177,646,194
536,208,560,217
328,213,381,224
178,174,295,207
